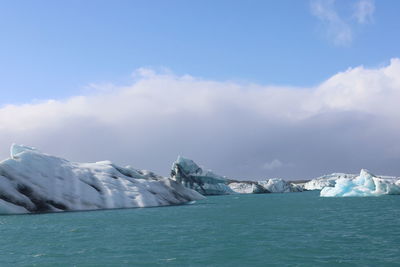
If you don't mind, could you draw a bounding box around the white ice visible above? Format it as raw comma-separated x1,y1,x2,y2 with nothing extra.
228,182,269,194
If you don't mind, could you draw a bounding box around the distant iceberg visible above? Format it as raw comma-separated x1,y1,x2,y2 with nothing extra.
0,145,204,214
320,169,400,197
228,182,269,194
259,178,303,193
304,173,357,190
170,156,303,195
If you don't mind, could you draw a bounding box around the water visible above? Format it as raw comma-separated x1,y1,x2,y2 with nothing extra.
1,191,399,266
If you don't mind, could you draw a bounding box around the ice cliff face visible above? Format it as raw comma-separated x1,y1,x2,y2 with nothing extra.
171,156,303,195
320,169,400,197
0,145,204,214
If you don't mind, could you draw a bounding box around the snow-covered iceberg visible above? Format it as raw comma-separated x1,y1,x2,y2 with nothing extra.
320,169,400,197
0,145,204,214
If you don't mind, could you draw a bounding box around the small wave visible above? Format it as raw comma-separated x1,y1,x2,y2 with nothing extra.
161,258,176,262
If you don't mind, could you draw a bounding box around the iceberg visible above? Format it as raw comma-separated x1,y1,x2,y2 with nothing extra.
320,169,400,197
0,145,204,214
228,182,269,194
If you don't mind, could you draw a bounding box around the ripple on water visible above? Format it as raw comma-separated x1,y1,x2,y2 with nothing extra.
0,192,399,266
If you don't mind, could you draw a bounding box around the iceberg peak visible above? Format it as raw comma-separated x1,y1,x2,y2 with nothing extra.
10,144,39,159
360,169,374,178
175,155,202,174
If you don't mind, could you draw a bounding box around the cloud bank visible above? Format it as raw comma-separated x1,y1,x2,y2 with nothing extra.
1,59,400,180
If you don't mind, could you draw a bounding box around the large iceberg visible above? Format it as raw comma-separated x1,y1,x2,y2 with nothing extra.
320,169,400,197
0,145,204,214
170,156,303,195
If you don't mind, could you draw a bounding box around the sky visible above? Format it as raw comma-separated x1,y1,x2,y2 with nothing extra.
0,0,400,180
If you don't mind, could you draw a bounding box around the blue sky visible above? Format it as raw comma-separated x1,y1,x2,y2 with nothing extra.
0,0,400,179
1,0,399,104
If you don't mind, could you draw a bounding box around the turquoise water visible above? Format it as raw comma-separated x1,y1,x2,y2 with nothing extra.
1,191,400,266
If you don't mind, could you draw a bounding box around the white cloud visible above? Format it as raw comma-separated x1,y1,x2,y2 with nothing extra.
310,0,353,46
262,159,284,170
310,0,375,46
0,59,400,179
354,0,375,24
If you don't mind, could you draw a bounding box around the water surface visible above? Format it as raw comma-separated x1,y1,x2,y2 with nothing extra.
1,191,399,266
